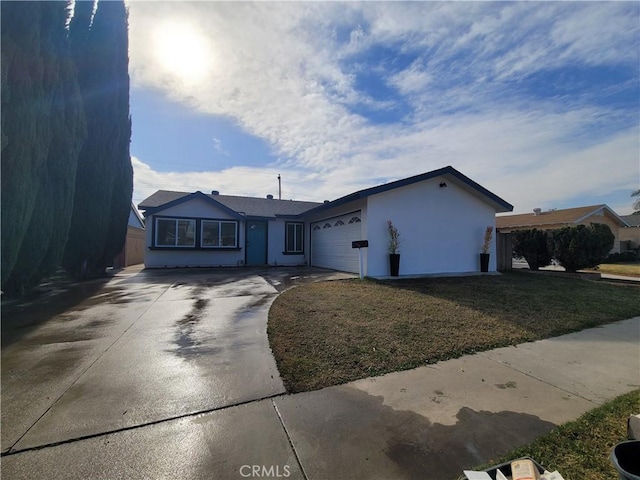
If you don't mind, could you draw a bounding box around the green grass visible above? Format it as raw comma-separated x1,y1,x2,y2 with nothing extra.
475,390,640,480
594,262,640,278
268,270,640,393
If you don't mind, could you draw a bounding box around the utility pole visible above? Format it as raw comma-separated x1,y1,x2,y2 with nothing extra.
277,174,282,200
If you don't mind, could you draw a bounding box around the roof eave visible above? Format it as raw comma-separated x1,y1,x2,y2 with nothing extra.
574,205,630,227
142,191,244,220
302,166,513,216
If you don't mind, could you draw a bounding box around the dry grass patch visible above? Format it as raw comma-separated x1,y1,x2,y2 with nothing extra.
595,262,640,277
268,271,640,393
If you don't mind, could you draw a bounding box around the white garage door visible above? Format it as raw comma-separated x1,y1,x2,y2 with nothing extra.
311,211,362,273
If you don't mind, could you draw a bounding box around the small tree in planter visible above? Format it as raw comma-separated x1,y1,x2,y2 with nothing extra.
480,226,493,272
387,220,400,276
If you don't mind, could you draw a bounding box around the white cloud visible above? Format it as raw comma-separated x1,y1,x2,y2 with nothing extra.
212,137,230,157
127,1,639,215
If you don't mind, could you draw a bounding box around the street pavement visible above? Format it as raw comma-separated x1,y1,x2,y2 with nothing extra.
1,267,639,479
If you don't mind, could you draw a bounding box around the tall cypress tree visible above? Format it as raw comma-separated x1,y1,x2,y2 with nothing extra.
63,0,132,278
1,1,85,294
6,2,87,293
1,2,52,289
98,0,133,269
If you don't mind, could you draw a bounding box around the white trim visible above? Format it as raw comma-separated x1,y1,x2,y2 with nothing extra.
155,218,196,247
201,220,238,248
574,205,630,227
285,222,304,253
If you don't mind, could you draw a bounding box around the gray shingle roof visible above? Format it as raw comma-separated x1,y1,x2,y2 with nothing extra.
621,214,640,227
139,166,513,219
138,190,322,218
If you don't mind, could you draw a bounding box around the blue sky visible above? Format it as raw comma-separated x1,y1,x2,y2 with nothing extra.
127,1,639,214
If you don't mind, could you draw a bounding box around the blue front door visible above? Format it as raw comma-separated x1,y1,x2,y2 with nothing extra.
246,221,267,265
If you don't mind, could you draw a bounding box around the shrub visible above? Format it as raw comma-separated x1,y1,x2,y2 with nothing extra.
548,224,615,272
512,229,552,271
605,251,638,263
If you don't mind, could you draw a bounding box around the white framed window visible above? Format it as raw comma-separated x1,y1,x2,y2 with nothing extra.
201,220,238,248
285,222,304,253
155,218,196,247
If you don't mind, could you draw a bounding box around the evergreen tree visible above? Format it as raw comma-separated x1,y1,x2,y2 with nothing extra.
6,2,87,293
63,0,132,278
100,1,133,269
1,2,85,294
548,224,615,272
1,2,52,288
512,229,552,271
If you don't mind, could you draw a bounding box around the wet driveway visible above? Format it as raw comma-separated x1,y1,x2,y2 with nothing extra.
1,266,354,454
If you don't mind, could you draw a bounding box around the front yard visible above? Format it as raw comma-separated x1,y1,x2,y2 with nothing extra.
594,262,640,278
268,271,640,393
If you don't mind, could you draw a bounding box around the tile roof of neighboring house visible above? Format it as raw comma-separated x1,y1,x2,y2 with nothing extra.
621,214,640,227
496,204,629,229
138,190,322,218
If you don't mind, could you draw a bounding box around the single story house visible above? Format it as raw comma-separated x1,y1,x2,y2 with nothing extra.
138,166,513,277
619,215,640,254
496,204,629,254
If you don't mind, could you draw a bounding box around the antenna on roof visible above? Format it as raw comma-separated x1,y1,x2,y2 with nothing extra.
277,174,282,200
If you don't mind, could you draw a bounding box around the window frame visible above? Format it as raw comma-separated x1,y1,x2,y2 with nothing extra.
151,216,240,250
154,217,196,248
284,222,304,254
201,220,238,248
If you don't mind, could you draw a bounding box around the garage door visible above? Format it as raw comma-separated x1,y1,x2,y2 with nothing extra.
311,212,362,273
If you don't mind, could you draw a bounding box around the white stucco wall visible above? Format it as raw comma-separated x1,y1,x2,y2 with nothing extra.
365,176,498,277
144,197,246,268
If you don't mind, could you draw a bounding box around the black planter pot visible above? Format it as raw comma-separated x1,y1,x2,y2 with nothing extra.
390,254,400,276
480,253,490,273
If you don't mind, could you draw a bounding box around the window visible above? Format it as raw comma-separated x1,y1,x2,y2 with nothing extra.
323,223,332,229
202,220,237,248
286,222,304,253
153,217,238,249
348,216,361,224
335,220,345,226
155,218,195,247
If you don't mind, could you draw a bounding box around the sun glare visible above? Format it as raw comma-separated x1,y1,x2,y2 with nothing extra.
153,22,212,84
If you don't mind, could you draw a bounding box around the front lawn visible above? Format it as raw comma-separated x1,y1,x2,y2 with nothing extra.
268,271,640,393
473,389,640,480
595,262,640,278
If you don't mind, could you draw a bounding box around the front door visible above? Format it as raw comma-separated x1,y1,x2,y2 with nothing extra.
246,221,267,265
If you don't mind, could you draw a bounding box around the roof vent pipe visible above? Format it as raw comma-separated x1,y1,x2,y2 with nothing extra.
533,207,542,215
266,194,274,200
211,190,219,196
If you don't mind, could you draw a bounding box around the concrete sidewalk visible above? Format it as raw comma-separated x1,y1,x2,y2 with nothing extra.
3,317,639,480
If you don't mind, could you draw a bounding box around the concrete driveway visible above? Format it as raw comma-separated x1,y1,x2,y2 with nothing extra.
1,266,354,454
3,268,637,479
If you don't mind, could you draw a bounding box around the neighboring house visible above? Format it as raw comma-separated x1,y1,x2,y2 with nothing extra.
138,166,513,277
112,203,146,268
619,215,640,253
496,204,629,254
